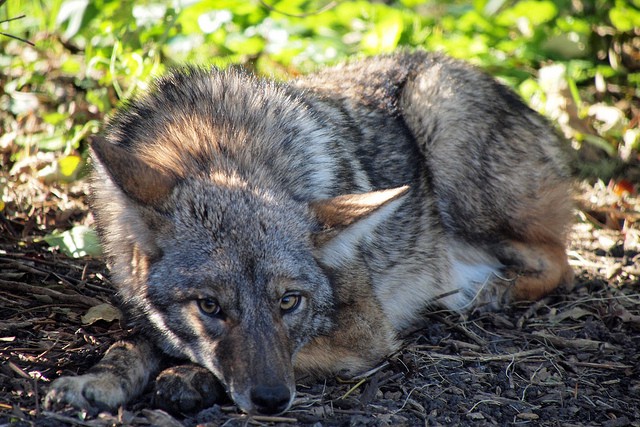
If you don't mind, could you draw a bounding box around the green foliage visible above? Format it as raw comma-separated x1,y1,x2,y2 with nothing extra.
43,225,102,258
3,0,635,96
1,0,638,253
3,0,634,82
609,0,640,32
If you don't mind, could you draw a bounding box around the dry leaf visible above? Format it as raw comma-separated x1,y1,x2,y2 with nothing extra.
81,303,122,325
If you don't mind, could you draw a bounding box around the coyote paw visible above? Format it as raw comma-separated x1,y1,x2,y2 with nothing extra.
44,373,129,414
153,365,226,414
468,271,517,312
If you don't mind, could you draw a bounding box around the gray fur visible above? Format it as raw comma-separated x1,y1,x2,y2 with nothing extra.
44,51,573,416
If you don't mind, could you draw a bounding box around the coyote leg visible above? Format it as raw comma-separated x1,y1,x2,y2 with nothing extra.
497,240,574,302
44,338,160,413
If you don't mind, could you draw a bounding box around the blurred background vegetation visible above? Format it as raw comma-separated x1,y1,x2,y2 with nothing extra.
0,0,639,254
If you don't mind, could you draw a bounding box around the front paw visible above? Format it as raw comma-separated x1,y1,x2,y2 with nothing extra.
44,373,129,415
153,365,226,414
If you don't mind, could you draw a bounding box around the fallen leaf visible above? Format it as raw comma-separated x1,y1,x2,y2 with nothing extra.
550,307,595,323
81,303,122,325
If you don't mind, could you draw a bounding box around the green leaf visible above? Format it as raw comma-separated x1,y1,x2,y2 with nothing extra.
42,112,68,126
400,0,428,7
567,77,583,112
496,1,557,27
44,225,103,258
58,155,83,180
578,134,617,157
34,133,68,152
86,88,112,114
609,4,640,32
60,56,83,74
226,35,265,55
629,72,640,86
518,78,542,104
362,10,404,54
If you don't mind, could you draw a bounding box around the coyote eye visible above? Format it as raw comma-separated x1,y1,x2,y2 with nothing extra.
280,293,302,314
197,298,221,316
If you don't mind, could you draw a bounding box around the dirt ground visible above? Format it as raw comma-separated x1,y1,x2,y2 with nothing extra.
1,173,639,426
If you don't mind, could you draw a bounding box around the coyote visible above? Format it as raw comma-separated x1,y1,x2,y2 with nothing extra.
44,51,573,416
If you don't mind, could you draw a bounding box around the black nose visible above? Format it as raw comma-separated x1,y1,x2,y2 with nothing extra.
250,384,291,414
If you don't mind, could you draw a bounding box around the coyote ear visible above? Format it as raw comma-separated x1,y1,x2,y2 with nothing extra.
311,186,409,267
90,136,177,206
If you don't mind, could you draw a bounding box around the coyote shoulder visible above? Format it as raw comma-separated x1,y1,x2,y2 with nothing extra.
45,51,573,416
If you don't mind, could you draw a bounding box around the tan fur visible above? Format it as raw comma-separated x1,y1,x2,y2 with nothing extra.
91,137,176,205
295,259,399,376
311,186,410,229
45,52,574,417
502,241,574,301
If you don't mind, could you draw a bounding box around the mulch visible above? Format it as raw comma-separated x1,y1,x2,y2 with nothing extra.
1,175,639,426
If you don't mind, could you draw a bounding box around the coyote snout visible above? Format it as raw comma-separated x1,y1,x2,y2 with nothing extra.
250,385,292,415
213,316,297,414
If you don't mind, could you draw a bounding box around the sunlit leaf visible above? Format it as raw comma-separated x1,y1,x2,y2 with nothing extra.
198,10,233,34
56,0,90,39
58,155,83,179
362,11,403,54
226,34,265,55
609,4,640,32
43,112,68,126
44,225,103,258
518,78,542,104
400,0,429,7
60,56,82,74
132,4,167,27
9,92,39,115
556,16,590,34
588,103,626,135
624,129,640,152
496,1,557,27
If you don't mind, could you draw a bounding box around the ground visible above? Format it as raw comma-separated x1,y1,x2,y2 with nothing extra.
1,1,639,423
1,166,639,427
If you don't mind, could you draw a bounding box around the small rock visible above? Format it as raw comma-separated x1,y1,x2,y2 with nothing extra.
466,412,485,420
517,412,540,420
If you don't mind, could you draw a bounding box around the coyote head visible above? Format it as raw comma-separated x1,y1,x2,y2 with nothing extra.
89,135,407,415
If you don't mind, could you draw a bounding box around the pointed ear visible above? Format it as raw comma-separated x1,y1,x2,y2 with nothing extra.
90,136,177,207
311,186,409,267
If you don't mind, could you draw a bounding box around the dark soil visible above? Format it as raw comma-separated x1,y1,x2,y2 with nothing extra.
1,178,639,427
